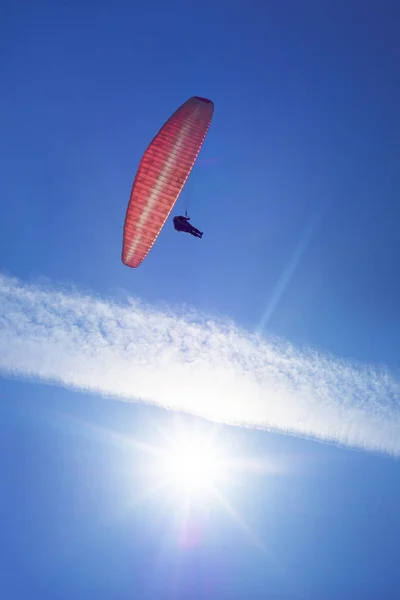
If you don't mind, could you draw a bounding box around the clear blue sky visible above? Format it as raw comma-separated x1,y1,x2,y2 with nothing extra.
1,1,400,598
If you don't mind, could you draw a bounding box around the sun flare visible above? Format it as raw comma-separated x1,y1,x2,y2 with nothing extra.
122,417,268,551
160,432,223,495
143,420,233,506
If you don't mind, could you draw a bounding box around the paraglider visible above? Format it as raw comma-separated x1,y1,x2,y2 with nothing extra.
122,96,214,268
173,214,203,238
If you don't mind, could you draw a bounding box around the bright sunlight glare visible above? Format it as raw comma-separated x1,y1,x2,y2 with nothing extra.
142,419,270,552
160,432,223,495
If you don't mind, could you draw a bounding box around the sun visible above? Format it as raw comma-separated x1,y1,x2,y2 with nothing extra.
159,431,223,497
118,417,269,551
145,420,231,506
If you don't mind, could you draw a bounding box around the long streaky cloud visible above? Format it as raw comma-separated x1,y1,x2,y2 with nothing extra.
1,273,399,456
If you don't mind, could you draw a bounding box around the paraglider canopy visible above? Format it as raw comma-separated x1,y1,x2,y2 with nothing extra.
122,96,214,268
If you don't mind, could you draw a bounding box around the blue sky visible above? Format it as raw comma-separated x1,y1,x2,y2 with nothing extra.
1,0,400,598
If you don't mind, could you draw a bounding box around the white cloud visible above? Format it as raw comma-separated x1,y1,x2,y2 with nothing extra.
1,273,399,456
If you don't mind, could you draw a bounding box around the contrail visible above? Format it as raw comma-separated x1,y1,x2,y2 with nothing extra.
0,273,399,456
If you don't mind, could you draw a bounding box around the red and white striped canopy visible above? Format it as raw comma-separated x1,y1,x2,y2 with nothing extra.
122,96,214,268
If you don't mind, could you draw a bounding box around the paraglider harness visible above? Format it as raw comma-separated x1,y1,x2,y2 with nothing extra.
173,212,203,238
